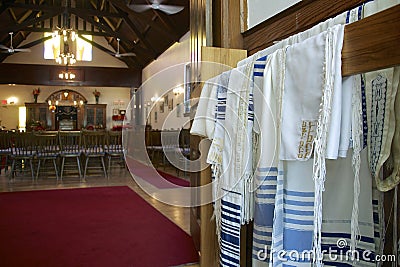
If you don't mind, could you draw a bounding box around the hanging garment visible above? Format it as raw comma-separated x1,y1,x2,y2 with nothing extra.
269,149,376,267
338,76,353,158
190,76,219,139
208,70,231,204
265,25,343,267
218,63,256,267
279,25,344,161
205,71,241,266
252,48,287,267
365,67,400,192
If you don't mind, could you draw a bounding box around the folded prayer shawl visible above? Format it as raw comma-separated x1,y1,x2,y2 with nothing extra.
365,67,400,192
207,70,230,247
269,149,376,267
190,76,219,139
252,48,287,267
198,64,256,267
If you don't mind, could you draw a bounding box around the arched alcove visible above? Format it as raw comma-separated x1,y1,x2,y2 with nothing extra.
45,90,87,131
45,89,87,106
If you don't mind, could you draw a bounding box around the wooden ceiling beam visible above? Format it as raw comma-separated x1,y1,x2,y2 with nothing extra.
0,2,11,17
78,34,143,69
70,9,130,43
107,3,158,58
7,2,122,18
17,35,52,49
108,0,177,42
0,63,142,87
150,11,180,41
0,10,61,33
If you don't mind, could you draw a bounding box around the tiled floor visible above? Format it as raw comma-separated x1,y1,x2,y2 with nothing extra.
0,162,199,266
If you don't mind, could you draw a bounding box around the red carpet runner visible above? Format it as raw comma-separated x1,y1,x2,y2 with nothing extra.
126,156,190,188
0,186,199,267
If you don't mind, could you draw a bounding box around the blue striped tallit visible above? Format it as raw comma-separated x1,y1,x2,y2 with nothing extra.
252,54,275,265
219,62,255,267
207,67,256,267
207,71,243,267
269,149,377,267
220,197,241,267
252,48,287,267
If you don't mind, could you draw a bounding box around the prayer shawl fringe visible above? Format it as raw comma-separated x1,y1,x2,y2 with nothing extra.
350,75,363,260
312,25,342,266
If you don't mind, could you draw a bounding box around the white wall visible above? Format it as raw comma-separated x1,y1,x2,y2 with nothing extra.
247,0,301,29
141,32,190,130
0,84,130,130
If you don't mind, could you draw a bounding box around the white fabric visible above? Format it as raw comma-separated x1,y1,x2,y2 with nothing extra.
252,48,286,267
269,149,376,267
190,76,219,139
207,71,230,249
338,76,353,157
279,30,326,161
364,0,400,17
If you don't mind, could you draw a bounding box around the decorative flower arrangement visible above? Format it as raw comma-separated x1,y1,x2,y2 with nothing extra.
33,88,40,96
93,90,101,97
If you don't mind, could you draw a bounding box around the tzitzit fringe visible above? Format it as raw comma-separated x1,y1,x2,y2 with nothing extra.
350,74,363,263
312,27,336,267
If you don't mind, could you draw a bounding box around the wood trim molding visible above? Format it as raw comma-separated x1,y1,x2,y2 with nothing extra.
242,0,365,55
221,0,243,49
0,64,141,87
342,4,400,76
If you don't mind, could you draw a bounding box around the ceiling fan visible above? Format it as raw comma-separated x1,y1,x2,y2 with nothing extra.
0,32,31,54
112,38,136,58
128,0,184,15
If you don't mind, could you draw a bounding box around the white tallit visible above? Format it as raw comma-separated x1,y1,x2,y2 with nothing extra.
190,76,219,139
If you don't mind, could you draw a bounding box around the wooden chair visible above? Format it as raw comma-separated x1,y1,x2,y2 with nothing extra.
58,131,82,180
105,130,125,176
178,128,190,177
0,132,12,175
10,132,36,180
81,130,107,178
160,130,181,170
148,130,163,167
35,133,60,180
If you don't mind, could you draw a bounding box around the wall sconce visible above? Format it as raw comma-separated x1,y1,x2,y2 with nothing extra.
7,97,18,105
151,96,162,102
173,86,184,96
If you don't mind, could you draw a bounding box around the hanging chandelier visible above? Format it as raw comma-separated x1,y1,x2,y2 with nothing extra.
58,69,76,80
53,28,77,65
53,4,77,65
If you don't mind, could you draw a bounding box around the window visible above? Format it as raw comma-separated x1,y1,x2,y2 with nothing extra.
43,33,92,61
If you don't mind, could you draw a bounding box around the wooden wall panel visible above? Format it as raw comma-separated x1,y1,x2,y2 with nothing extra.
197,46,247,267
0,63,141,87
342,4,400,76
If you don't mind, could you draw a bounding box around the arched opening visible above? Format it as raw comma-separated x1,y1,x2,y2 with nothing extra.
46,90,87,131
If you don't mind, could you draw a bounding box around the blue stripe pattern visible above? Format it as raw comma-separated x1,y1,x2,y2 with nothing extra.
220,198,241,266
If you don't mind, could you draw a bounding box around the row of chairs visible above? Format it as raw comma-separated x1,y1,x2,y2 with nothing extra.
0,130,124,181
146,129,190,176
